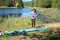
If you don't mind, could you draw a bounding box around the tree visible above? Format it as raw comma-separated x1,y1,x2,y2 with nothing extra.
19,0,24,8
39,0,52,8
0,0,5,6
31,0,36,7
8,0,15,7
52,0,60,8
0,0,24,8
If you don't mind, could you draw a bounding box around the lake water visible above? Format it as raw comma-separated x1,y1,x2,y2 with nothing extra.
0,8,31,17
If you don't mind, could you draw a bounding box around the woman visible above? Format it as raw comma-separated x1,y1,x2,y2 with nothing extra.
30,9,37,28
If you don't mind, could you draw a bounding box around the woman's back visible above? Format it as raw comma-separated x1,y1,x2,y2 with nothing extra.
30,11,37,19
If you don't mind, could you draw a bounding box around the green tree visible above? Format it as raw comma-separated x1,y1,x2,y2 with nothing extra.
31,0,52,8
39,0,52,8
0,0,5,6
0,0,24,7
31,0,36,7
8,0,15,7
52,0,60,8
19,0,24,8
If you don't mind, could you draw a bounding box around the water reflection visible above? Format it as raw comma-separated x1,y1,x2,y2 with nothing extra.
0,8,31,17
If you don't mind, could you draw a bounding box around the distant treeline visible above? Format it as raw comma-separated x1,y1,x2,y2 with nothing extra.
24,0,60,8
0,0,60,8
0,0,24,8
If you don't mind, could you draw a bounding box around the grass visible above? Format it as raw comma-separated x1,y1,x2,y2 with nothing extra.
30,7,60,22
0,27,60,40
0,16,60,40
0,7,60,40
42,8,60,22
0,16,43,32
0,17,31,32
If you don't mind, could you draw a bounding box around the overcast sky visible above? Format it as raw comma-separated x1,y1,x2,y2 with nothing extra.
22,0,32,2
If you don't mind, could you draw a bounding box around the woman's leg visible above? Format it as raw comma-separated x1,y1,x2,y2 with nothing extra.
32,19,33,28
34,19,35,27
31,19,35,28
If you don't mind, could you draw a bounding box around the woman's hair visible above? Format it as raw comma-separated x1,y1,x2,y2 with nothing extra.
32,9,37,13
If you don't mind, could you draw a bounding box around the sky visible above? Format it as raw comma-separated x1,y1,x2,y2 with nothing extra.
22,0,32,2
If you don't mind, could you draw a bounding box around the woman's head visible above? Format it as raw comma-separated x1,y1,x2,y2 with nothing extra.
32,9,36,13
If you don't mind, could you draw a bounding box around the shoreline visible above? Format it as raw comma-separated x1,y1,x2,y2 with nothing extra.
0,6,24,8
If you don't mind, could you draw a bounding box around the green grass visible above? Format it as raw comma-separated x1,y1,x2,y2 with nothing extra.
0,8,60,40
30,7,60,22
41,8,60,22
0,27,60,40
0,16,43,32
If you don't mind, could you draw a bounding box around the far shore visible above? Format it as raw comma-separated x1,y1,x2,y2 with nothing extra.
0,6,23,8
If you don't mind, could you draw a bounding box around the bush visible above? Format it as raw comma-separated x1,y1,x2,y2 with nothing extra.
39,0,52,8
52,0,60,9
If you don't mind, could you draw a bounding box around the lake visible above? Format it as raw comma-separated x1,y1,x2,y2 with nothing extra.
0,8,31,17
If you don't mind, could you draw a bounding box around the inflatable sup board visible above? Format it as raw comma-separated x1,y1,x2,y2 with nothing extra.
5,26,48,35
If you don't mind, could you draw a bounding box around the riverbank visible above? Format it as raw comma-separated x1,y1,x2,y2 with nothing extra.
0,6,23,8
0,7,60,40
29,7,60,22
0,16,60,40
